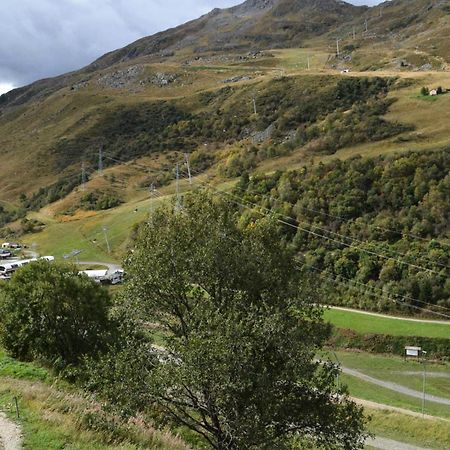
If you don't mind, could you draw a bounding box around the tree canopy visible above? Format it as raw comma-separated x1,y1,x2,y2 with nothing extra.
235,150,450,314
123,192,367,450
0,261,114,367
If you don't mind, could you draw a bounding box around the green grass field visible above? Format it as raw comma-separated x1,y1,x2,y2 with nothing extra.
23,192,171,263
324,308,450,339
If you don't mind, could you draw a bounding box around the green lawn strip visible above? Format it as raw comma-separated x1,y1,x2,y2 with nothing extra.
0,350,48,382
366,408,450,450
341,373,450,419
332,350,450,400
324,308,450,339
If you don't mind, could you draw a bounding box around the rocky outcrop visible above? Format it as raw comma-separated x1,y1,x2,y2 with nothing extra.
97,66,144,89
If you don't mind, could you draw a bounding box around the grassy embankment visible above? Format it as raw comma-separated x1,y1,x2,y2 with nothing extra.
366,408,450,450
324,308,450,339
0,349,190,450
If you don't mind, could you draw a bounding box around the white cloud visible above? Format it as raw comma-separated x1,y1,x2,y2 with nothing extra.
0,0,382,88
0,83,15,95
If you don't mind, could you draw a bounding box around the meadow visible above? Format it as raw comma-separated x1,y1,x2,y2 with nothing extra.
324,308,450,339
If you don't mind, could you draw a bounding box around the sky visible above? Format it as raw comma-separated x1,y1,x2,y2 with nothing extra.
0,0,382,95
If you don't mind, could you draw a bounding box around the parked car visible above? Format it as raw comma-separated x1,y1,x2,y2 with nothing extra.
0,249,12,259
1,242,22,249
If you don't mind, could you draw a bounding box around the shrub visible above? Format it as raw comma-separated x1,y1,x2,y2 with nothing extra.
0,262,115,367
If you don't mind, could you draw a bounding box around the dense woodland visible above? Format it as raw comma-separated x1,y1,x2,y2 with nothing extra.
235,149,450,314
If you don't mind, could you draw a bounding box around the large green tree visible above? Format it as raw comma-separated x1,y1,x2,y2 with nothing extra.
0,261,114,367
124,192,367,449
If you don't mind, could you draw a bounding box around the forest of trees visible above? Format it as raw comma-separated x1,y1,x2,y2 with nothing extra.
235,149,450,314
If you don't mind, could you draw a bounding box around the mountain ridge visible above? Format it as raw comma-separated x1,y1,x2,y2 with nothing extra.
0,0,366,111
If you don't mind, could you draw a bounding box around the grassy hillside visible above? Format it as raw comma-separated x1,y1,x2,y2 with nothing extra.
0,349,191,450
324,309,450,339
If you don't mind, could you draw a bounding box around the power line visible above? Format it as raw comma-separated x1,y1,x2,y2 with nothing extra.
100,152,450,252
306,265,450,320
234,177,450,251
184,171,446,276
180,172,450,316
224,174,450,265
302,262,450,314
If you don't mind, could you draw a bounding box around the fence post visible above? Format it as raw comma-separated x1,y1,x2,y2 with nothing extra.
13,396,19,419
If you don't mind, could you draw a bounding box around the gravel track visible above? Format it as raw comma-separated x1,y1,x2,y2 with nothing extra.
0,412,22,450
367,436,432,450
342,366,450,405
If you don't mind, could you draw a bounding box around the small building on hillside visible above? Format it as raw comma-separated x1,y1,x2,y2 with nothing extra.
429,89,438,96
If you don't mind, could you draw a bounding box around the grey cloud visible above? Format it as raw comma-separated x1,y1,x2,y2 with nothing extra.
0,0,382,90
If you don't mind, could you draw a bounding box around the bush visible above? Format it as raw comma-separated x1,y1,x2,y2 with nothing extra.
329,328,450,360
0,262,115,367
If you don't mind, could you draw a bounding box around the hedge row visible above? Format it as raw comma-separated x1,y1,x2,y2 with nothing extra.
328,327,450,360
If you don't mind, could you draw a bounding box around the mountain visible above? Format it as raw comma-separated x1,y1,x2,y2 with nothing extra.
90,0,365,69
333,0,450,70
1,0,450,213
0,0,365,112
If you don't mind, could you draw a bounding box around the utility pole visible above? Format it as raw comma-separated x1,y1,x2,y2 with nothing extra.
184,153,192,185
81,161,86,191
102,226,111,254
422,350,427,417
307,54,311,70
175,163,181,211
331,351,341,390
353,26,356,40
149,183,156,214
364,18,368,33
252,97,257,115
336,38,341,57
98,146,103,175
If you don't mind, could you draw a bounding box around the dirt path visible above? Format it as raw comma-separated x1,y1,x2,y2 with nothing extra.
0,412,22,450
331,306,450,325
352,397,450,422
367,436,431,450
342,366,450,405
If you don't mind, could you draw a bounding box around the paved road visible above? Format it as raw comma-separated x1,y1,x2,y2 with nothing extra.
367,436,431,450
331,306,450,325
0,412,22,450
342,366,450,406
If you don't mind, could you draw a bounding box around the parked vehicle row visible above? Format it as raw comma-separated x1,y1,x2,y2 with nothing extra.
0,256,55,281
1,242,22,250
0,254,124,285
